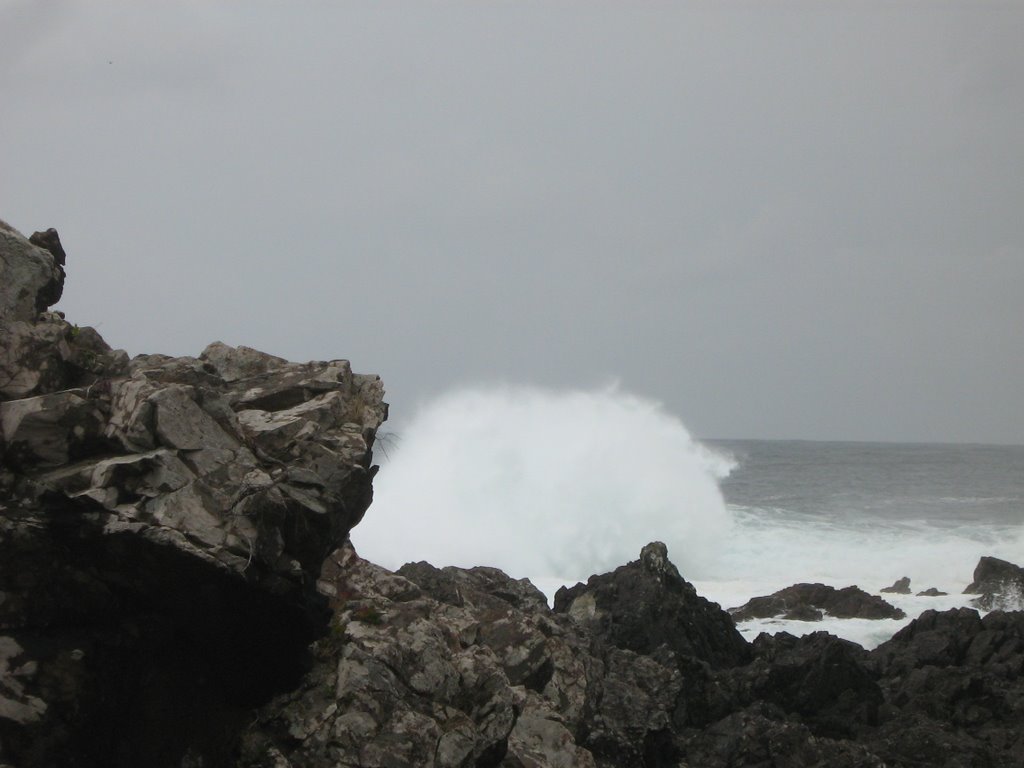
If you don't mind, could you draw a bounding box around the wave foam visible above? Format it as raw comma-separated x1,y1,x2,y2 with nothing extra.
354,384,735,583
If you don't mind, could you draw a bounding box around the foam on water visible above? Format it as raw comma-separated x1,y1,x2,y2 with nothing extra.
354,385,1023,649
354,384,735,583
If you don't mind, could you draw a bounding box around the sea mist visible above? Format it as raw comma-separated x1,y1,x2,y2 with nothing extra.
354,384,735,586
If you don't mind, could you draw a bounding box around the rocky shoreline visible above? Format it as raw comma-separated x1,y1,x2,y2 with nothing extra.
2,222,1023,766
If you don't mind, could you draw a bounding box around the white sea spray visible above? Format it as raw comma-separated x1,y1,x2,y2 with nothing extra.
354,383,735,584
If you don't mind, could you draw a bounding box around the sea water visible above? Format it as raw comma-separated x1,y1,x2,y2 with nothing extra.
353,386,1024,649
696,439,1024,648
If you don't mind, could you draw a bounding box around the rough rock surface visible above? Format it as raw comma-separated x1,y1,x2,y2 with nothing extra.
553,541,751,669
4,218,1024,768
0,222,387,766
964,556,1024,610
730,582,906,622
241,544,1024,768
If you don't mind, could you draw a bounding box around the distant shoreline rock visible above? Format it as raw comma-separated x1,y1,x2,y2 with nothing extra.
730,582,906,622
881,576,912,594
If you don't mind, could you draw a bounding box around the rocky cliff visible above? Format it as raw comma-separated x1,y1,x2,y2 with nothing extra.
2,221,1023,767
1,221,387,765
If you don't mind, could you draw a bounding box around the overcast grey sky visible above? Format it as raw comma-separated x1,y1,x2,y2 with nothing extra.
2,1,1022,444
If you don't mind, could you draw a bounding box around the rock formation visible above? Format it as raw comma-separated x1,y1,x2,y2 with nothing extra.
964,556,1024,610
881,576,912,594
2,219,1023,767
1,222,387,765
730,583,906,622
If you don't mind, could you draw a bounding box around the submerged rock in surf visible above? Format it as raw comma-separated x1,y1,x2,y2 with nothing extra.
963,555,1024,610
881,576,912,594
730,583,906,622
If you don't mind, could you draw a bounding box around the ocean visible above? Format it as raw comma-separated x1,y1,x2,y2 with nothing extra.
353,386,1024,650
696,439,1024,648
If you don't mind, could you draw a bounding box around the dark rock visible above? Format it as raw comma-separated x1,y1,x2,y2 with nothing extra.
26,229,67,311
553,541,750,669
916,587,948,596
963,555,1024,610
28,228,66,267
881,576,912,594
867,608,1024,766
731,582,906,622
680,702,887,768
714,631,883,739
867,712,994,768
872,607,988,674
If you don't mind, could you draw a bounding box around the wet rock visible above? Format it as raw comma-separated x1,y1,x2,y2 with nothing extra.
730,582,906,622
867,608,1024,766
916,587,948,597
881,576,912,594
872,607,987,673
963,555,1024,610
554,541,750,669
726,631,883,738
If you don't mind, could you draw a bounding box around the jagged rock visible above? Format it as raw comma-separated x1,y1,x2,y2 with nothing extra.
1,390,109,467
245,544,745,768
28,228,67,267
872,607,987,674
579,647,684,766
553,541,750,669
239,544,529,768
730,582,906,622
1,227,128,402
726,631,883,738
881,576,912,594
246,544,734,768
867,608,1024,766
0,221,387,767
6,217,1024,768
963,555,1024,610
0,226,63,322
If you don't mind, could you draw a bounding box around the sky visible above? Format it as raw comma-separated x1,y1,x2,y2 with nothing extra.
2,1,1022,444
